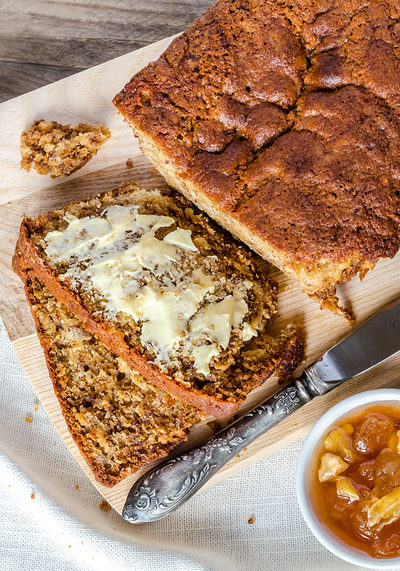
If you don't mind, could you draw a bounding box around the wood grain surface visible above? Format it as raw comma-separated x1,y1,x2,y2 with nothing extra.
0,0,214,103
2,6,400,519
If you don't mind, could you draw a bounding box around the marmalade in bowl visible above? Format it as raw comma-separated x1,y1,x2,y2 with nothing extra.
310,403,400,558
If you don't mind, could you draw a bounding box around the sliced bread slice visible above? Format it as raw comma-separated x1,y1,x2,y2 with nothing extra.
22,275,204,487
13,181,304,418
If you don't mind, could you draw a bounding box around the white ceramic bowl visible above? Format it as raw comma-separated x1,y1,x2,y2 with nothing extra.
297,388,400,568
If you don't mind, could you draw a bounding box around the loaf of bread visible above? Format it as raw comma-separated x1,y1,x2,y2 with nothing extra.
21,275,204,487
13,181,303,418
113,0,400,322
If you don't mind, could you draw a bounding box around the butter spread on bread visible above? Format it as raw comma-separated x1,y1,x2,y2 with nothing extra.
13,181,304,418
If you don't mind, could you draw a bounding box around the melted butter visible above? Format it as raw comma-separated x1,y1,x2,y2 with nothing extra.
190,295,248,350
163,228,197,251
187,294,257,372
192,345,220,376
123,220,178,275
45,216,112,258
242,322,258,342
139,270,216,360
44,205,252,375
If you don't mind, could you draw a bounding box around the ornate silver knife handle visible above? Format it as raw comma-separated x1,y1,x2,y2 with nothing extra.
122,295,400,522
123,369,334,523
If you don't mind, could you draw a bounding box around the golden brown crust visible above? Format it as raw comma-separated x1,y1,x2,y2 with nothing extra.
113,0,400,320
13,183,304,418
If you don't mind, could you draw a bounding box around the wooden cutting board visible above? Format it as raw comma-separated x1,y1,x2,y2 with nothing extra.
2,35,400,518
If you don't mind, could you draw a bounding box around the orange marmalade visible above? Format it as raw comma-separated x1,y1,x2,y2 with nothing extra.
310,403,400,558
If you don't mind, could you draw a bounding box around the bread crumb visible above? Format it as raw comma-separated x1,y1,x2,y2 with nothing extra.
126,159,134,168
99,500,112,512
75,484,79,489
31,493,35,499
248,516,255,524
20,119,110,178
25,416,32,423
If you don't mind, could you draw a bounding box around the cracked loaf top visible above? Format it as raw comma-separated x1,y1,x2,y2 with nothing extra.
114,0,400,321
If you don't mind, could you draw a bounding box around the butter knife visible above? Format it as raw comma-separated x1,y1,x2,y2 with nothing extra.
123,297,400,523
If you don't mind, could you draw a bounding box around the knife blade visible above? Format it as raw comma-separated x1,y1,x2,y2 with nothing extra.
122,297,400,523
